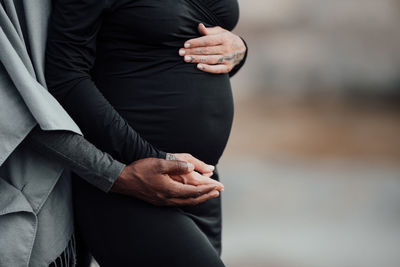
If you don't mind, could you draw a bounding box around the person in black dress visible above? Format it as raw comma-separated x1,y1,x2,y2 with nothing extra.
45,0,247,266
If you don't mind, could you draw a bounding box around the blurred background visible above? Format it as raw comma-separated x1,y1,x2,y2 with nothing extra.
220,0,400,266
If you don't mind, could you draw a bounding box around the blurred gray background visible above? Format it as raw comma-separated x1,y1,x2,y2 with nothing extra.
220,0,400,266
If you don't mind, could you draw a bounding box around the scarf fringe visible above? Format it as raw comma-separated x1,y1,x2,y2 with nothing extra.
49,234,76,267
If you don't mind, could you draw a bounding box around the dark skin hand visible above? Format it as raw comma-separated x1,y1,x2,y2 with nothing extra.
111,158,222,206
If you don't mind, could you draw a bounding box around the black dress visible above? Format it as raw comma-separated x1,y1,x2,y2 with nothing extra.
46,0,242,266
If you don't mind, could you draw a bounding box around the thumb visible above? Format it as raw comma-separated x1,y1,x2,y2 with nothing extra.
161,160,194,176
198,23,225,35
185,154,214,174
198,23,208,36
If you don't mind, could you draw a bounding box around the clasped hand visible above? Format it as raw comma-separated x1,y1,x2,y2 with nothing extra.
111,153,223,206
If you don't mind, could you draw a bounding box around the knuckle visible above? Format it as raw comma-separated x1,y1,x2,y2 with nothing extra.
178,161,190,173
155,192,166,200
199,57,207,63
196,189,202,197
196,48,206,54
157,160,167,173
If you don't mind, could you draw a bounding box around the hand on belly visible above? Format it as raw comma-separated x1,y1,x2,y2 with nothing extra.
179,23,246,74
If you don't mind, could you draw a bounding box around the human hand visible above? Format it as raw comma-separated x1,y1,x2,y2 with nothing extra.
167,152,214,177
166,153,223,190
111,158,221,206
179,23,246,74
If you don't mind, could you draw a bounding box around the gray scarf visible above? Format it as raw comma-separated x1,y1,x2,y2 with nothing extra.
0,1,81,266
0,0,81,165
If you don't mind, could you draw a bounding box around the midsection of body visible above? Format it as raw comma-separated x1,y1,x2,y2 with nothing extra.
94,0,239,165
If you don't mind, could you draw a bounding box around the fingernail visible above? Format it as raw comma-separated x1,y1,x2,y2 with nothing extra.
184,43,191,48
213,191,220,197
185,56,191,61
179,49,185,56
208,165,215,171
197,64,204,70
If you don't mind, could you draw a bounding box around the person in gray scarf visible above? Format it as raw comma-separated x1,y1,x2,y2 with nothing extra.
0,1,225,266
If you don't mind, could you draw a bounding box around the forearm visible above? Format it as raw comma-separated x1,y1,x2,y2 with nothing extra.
45,0,166,164
50,78,166,163
26,126,125,192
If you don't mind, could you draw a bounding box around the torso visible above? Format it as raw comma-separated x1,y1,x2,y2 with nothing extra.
94,0,239,165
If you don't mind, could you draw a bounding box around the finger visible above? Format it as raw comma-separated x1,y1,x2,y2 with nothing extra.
189,172,224,189
179,46,224,56
184,35,222,48
184,55,225,65
168,190,220,206
203,172,213,178
165,182,218,198
198,23,208,36
198,23,225,35
170,173,223,190
184,154,214,174
159,160,194,175
197,63,232,74
169,174,186,184
198,23,225,36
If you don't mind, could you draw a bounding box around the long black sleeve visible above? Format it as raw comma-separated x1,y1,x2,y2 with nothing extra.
26,127,125,192
45,0,166,164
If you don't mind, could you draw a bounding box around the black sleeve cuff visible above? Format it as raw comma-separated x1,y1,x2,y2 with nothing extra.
157,151,167,160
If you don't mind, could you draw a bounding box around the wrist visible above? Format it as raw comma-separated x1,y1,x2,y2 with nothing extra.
111,165,133,193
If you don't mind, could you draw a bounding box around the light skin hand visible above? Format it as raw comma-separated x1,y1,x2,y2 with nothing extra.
111,158,221,206
178,23,246,74
166,153,224,191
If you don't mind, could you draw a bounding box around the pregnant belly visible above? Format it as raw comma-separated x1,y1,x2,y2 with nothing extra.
98,71,234,165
